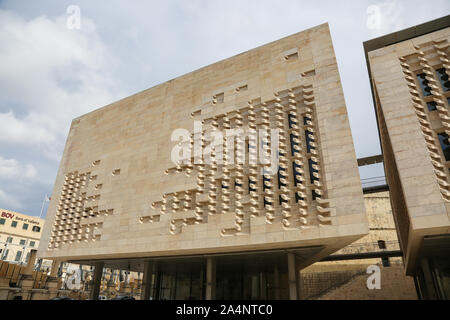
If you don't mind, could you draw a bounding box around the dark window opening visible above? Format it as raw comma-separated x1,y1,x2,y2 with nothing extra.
290,134,299,156
279,195,288,205
426,101,437,111
288,114,296,129
436,68,450,92
303,116,311,126
378,240,387,249
305,130,315,153
295,192,304,203
312,190,320,201
438,132,450,161
293,162,302,186
309,159,318,184
416,73,432,96
32,226,41,232
382,257,390,267
248,178,256,193
11,221,17,228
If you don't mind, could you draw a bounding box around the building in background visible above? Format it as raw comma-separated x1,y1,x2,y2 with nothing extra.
300,190,417,300
364,15,450,299
37,23,368,300
0,209,44,265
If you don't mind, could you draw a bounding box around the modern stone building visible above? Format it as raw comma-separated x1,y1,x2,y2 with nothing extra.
364,15,450,299
0,209,44,264
37,23,368,300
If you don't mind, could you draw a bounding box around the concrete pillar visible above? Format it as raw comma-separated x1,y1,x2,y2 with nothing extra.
205,257,216,300
47,259,61,299
24,250,37,275
287,252,299,300
259,271,267,299
199,268,204,299
141,261,153,300
50,260,60,278
274,265,280,300
154,263,161,300
89,261,104,300
21,250,38,300
419,258,439,300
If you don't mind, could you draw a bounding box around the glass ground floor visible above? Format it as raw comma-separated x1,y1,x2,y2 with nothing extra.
80,246,322,300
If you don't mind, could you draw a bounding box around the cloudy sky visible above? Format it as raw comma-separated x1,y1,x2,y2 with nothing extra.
0,0,449,217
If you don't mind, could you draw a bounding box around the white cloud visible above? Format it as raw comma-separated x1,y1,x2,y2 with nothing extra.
0,9,123,160
0,188,22,209
0,156,37,180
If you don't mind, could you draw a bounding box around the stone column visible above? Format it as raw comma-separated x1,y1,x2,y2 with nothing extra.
47,259,61,299
274,265,280,300
141,261,153,300
21,249,38,300
287,252,299,300
205,257,216,300
89,261,104,300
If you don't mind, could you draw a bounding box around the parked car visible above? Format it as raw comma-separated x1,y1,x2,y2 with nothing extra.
98,295,108,300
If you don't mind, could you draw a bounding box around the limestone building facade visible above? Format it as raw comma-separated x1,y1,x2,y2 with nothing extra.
38,23,368,300
364,15,450,299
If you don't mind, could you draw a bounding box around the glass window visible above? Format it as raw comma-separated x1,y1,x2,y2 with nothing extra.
2,249,9,260
25,252,30,263
416,73,432,96
29,241,35,247
436,68,450,92
0,218,5,225
32,226,41,232
7,236,13,243
19,239,26,245
22,223,29,230
11,221,17,228
438,132,450,162
382,257,390,267
14,251,22,262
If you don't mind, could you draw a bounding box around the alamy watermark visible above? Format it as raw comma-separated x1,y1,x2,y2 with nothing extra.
66,5,81,30
366,265,381,290
171,121,280,175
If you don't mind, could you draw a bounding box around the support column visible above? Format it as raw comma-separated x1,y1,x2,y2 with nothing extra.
287,252,299,300
259,271,267,299
153,263,161,300
47,260,61,299
274,265,280,300
419,258,439,300
141,261,153,300
50,260,60,278
205,257,216,300
89,261,104,300
22,249,37,300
